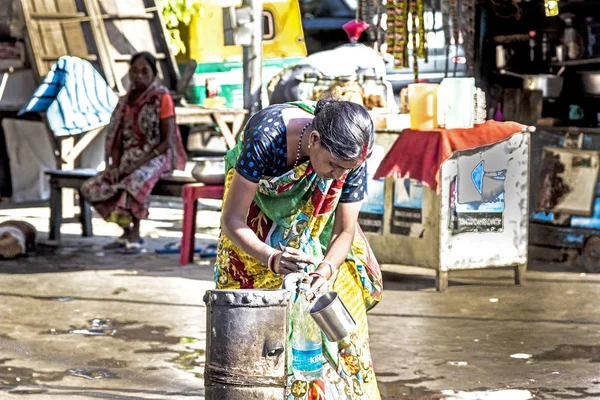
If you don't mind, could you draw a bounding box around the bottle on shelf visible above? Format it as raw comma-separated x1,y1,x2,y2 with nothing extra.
541,32,549,63
585,17,599,58
561,14,582,60
529,31,537,63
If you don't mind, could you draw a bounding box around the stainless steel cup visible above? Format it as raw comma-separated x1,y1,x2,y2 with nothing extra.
309,291,356,342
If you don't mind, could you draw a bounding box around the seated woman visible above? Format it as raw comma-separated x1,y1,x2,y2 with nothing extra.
81,52,186,253
216,99,383,399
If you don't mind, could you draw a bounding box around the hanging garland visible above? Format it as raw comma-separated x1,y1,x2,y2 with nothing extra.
410,0,419,81
417,0,426,60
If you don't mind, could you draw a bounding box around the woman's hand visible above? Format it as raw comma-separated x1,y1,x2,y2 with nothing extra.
271,247,316,275
306,261,336,298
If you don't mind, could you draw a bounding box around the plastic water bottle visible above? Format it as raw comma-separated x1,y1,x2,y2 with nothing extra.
291,279,322,381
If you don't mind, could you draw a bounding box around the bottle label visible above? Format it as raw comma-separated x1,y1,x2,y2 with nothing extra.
292,346,323,372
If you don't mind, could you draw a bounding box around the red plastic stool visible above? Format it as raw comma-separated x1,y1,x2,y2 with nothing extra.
180,183,225,265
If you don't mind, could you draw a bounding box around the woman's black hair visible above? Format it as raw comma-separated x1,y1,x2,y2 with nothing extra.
130,51,158,77
312,98,374,162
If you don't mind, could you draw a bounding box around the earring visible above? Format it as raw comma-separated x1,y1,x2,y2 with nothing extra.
308,143,312,149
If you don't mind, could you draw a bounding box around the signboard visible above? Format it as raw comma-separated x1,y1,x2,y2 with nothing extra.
359,179,385,234
391,178,424,237
359,146,385,234
450,158,506,234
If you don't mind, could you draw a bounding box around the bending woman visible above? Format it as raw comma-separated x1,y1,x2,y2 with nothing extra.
81,52,186,253
216,99,383,399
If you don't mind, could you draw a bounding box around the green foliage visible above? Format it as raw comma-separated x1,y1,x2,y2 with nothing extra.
157,0,198,56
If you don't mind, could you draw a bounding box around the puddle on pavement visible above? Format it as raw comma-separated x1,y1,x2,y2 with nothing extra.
46,318,188,344
170,348,206,379
170,349,205,370
68,318,117,336
534,344,600,362
66,368,118,380
87,358,128,368
0,366,65,387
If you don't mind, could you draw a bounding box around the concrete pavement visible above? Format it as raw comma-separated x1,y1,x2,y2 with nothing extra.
0,201,599,399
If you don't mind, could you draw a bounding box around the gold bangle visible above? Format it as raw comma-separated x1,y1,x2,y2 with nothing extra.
153,149,161,157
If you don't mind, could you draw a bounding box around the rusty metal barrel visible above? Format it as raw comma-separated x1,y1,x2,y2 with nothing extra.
203,289,291,399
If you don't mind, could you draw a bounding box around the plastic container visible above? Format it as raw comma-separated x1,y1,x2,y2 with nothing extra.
291,279,322,381
406,83,439,130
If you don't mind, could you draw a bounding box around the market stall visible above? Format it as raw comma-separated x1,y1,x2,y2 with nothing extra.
358,121,532,291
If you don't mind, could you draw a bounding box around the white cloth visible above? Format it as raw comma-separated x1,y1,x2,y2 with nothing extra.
0,226,26,253
2,119,55,202
297,44,387,78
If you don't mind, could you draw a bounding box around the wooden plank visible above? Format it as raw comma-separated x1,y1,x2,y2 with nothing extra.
104,12,154,19
95,0,179,92
42,54,98,61
59,135,76,219
35,1,69,69
18,0,48,78
82,0,118,90
48,180,63,241
63,126,105,164
30,12,86,19
55,0,90,58
146,0,180,87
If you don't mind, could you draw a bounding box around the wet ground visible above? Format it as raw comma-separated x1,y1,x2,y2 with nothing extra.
1,200,599,399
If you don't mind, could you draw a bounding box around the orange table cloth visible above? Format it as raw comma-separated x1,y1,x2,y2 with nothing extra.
373,121,526,192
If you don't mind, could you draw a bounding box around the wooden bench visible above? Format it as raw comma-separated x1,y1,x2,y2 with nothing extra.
46,169,196,241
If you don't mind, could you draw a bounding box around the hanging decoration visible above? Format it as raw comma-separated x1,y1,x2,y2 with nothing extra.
461,0,476,75
441,0,451,77
410,0,419,81
343,19,370,44
450,0,460,76
417,0,426,60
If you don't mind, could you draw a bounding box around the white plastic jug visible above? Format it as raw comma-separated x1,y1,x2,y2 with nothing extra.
438,77,475,129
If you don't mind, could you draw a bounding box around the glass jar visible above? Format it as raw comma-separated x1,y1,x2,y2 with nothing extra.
298,72,318,101
331,75,364,105
362,75,388,110
312,75,335,100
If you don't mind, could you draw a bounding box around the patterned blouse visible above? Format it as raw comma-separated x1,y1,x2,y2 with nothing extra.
235,104,367,203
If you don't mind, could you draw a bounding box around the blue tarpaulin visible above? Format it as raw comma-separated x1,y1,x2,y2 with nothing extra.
18,56,119,137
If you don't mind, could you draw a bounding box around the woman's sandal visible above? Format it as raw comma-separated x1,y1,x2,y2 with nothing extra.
102,238,127,250
103,238,144,250
117,240,142,255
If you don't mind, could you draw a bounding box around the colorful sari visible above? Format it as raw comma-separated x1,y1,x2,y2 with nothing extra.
81,83,186,223
215,101,383,400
